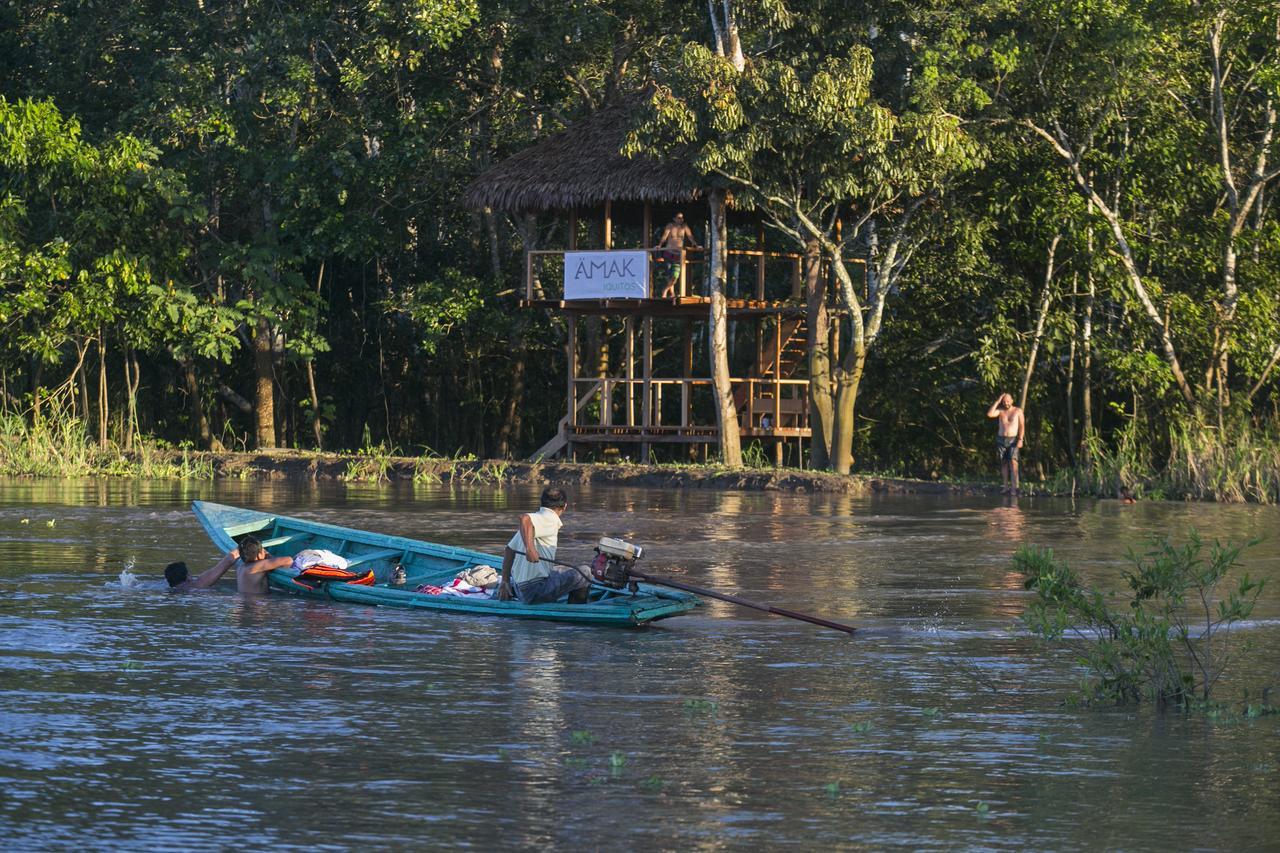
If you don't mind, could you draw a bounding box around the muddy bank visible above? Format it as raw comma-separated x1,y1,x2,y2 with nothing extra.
160,448,1014,497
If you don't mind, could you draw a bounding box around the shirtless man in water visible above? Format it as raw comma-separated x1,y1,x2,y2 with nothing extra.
986,392,1025,495
656,212,701,298
235,535,293,595
165,549,240,592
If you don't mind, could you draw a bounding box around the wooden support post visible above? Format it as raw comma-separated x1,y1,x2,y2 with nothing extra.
567,313,578,462
756,222,766,301
641,316,652,461
792,256,802,300
625,316,635,426
755,317,764,379
603,200,612,250
773,326,782,429
682,319,693,427
525,250,533,302
643,202,653,299
774,438,783,468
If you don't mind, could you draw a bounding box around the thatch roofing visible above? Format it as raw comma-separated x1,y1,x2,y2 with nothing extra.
464,102,703,212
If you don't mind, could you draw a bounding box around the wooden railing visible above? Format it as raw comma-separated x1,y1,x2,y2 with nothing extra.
527,248,806,302
569,376,810,433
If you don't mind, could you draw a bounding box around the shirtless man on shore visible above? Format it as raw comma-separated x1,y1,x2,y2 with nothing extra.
656,212,701,298
235,535,293,595
986,392,1025,495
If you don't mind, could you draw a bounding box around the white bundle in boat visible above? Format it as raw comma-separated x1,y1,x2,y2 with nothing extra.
291,549,350,571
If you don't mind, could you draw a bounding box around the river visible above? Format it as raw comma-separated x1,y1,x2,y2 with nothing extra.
1,479,1278,850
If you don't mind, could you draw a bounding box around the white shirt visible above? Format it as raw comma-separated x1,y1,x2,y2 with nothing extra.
506,507,562,586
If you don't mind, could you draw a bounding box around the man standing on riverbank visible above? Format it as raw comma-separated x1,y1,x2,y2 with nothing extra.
496,487,591,604
165,548,240,592
986,392,1025,495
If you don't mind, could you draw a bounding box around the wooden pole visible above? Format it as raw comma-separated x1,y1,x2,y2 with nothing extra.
625,316,635,426
525,250,533,302
682,319,693,427
604,200,612,250
643,202,653,299
642,316,653,462
567,313,578,462
756,222,766,301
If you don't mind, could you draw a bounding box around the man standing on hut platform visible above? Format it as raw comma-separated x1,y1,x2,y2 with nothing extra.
657,212,701,298
986,392,1025,495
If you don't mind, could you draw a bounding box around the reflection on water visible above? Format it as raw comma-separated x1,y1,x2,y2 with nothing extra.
1,478,1279,848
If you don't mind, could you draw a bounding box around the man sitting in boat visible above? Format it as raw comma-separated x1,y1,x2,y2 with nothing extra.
236,535,294,595
165,548,241,593
497,487,591,605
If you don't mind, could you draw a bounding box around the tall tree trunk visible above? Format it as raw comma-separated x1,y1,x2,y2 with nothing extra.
1019,233,1061,410
253,317,277,448
181,358,221,451
708,189,742,466
804,239,834,469
305,359,323,449
97,331,108,448
1064,276,1078,467
1081,218,1095,456
830,343,866,475
30,358,43,422
124,347,140,451
1027,122,1195,404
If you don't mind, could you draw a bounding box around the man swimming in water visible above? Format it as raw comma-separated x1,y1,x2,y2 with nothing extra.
165,548,240,593
235,535,294,595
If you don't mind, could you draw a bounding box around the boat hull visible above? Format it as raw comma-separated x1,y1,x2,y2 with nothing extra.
191,501,699,627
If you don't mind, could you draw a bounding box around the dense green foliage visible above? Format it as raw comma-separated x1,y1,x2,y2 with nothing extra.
1016,532,1266,706
1,1,1278,492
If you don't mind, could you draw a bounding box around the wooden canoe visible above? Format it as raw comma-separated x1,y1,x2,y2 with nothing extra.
191,501,700,627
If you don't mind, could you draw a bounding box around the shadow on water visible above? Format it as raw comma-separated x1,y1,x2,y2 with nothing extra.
1,479,1279,848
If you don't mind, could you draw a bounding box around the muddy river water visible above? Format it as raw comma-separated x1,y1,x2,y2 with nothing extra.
1,479,1278,849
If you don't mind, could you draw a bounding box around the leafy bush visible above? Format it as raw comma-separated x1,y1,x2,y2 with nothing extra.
1016,531,1266,707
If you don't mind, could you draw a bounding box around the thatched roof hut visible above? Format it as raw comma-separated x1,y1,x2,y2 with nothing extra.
464,102,702,212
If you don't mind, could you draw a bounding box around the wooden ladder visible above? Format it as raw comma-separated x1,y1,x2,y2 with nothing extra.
528,379,605,462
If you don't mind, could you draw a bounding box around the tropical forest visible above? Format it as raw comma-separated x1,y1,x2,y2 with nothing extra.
3,0,1280,501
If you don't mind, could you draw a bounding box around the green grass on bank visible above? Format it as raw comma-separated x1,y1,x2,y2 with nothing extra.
4,409,1280,503
0,410,213,480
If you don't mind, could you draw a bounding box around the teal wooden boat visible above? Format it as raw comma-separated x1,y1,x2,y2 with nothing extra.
191,501,700,627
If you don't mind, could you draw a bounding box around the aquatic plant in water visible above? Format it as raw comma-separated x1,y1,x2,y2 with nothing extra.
1017,530,1267,707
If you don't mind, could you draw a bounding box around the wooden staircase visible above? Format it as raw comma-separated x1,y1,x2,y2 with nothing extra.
733,317,808,411
528,379,604,461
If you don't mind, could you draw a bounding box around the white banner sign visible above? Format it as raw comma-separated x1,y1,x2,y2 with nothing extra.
564,251,649,300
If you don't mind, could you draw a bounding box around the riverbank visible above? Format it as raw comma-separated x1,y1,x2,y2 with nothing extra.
154,447,1017,497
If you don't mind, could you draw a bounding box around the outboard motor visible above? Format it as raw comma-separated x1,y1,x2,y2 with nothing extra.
589,537,644,591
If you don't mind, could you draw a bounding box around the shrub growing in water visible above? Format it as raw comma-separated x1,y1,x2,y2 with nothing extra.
1015,531,1266,707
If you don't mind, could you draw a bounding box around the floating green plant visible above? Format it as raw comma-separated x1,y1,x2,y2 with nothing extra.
975,801,990,816
608,751,627,772
640,776,665,790
851,721,872,734
824,781,841,798
682,699,719,716
921,707,940,718
570,730,595,745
